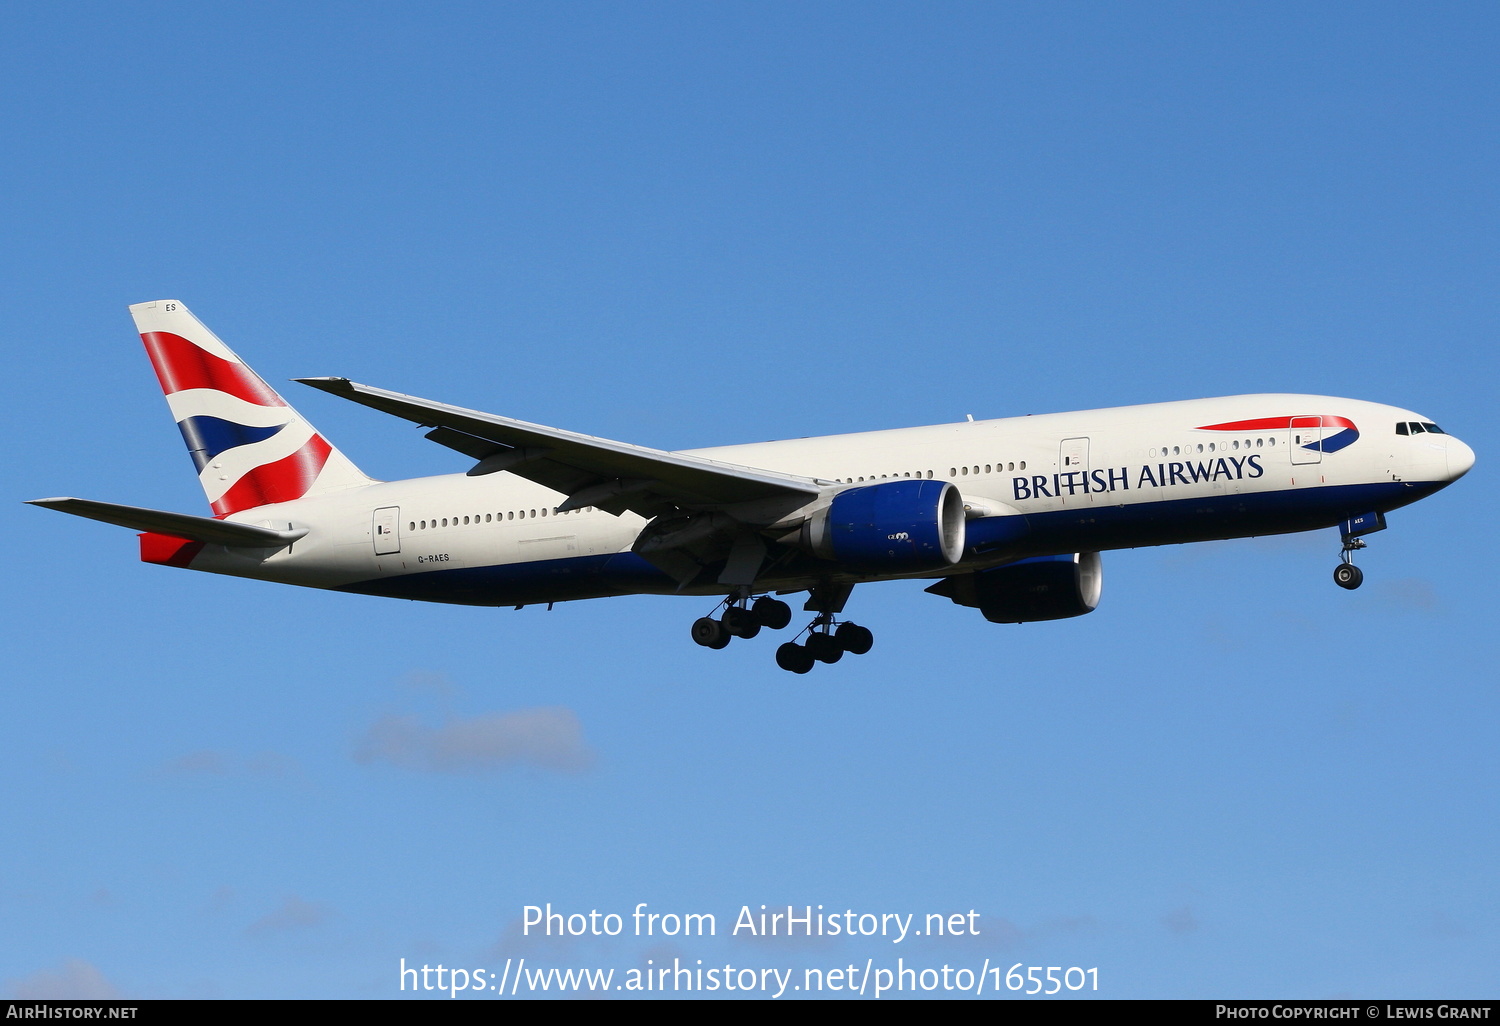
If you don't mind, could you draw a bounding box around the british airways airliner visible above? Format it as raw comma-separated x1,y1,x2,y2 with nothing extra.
30,302,1475,673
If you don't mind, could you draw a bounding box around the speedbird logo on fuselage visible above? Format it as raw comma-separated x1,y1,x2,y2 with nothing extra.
1199,415,1359,453
1009,415,1357,502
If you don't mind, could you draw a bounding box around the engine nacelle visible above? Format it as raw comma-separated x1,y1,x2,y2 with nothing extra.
802,479,966,573
926,552,1102,622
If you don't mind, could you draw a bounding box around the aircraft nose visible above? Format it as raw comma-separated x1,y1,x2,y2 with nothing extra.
1447,436,1476,481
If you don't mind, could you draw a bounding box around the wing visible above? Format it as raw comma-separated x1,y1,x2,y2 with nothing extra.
295,378,826,523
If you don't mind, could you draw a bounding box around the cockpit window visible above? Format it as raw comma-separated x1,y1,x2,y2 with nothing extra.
1409,422,1426,434
1421,422,1445,434
1396,422,1409,435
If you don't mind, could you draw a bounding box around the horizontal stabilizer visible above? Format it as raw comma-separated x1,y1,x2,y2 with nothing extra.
26,497,307,547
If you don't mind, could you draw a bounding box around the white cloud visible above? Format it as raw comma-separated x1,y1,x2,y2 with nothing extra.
8,959,119,999
161,749,231,776
354,707,595,775
1374,577,1440,613
246,894,334,935
1162,905,1199,935
400,669,462,697
157,749,302,779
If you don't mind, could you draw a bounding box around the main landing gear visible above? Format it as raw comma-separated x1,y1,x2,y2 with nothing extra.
689,583,877,672
774,617,875,675
690,595,793,650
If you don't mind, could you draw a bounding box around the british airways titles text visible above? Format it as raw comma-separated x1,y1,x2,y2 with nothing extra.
1012,454,1265,502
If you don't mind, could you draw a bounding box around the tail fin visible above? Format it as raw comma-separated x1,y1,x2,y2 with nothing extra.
130,300,373,516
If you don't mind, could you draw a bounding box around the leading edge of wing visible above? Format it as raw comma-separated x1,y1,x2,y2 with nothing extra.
295,377,826,512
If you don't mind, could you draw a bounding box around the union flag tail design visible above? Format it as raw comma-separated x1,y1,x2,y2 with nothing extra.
130,300,372,516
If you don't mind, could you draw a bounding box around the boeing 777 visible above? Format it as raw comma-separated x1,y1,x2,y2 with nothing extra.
29,301,1475,672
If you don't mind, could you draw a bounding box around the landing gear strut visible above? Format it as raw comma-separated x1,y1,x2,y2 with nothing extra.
1334,538,1365,591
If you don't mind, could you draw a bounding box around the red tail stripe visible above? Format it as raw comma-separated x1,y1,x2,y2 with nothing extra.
140,331,288,407
210,435,333,516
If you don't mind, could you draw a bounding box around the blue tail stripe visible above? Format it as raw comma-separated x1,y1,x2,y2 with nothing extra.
176,416,286,471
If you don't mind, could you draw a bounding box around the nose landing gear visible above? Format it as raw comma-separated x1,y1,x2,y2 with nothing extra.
1332,511,1385,591
1334,538,1365,590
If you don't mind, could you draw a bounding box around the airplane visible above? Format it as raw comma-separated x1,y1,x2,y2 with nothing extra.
29,301,1475,673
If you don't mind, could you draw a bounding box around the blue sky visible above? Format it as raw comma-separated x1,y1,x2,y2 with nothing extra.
3,1,1496,1000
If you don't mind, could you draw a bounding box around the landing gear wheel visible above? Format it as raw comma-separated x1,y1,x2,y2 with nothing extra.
691,616,731,649
776,642,815,674
1333,563,1364,590
835,622,874,655
805,633,844,664
722,606,761,639
752,597,793,630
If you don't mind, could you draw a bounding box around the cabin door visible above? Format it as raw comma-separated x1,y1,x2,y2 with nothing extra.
1290,417,1322,465
373,506,401,555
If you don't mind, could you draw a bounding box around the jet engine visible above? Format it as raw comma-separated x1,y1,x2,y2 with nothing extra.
801,479,966,573
926,552,1102,622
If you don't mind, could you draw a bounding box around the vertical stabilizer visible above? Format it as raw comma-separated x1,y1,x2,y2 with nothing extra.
130,300,373,516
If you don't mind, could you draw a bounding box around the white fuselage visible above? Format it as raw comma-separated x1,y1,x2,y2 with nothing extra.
178,393,1472,606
